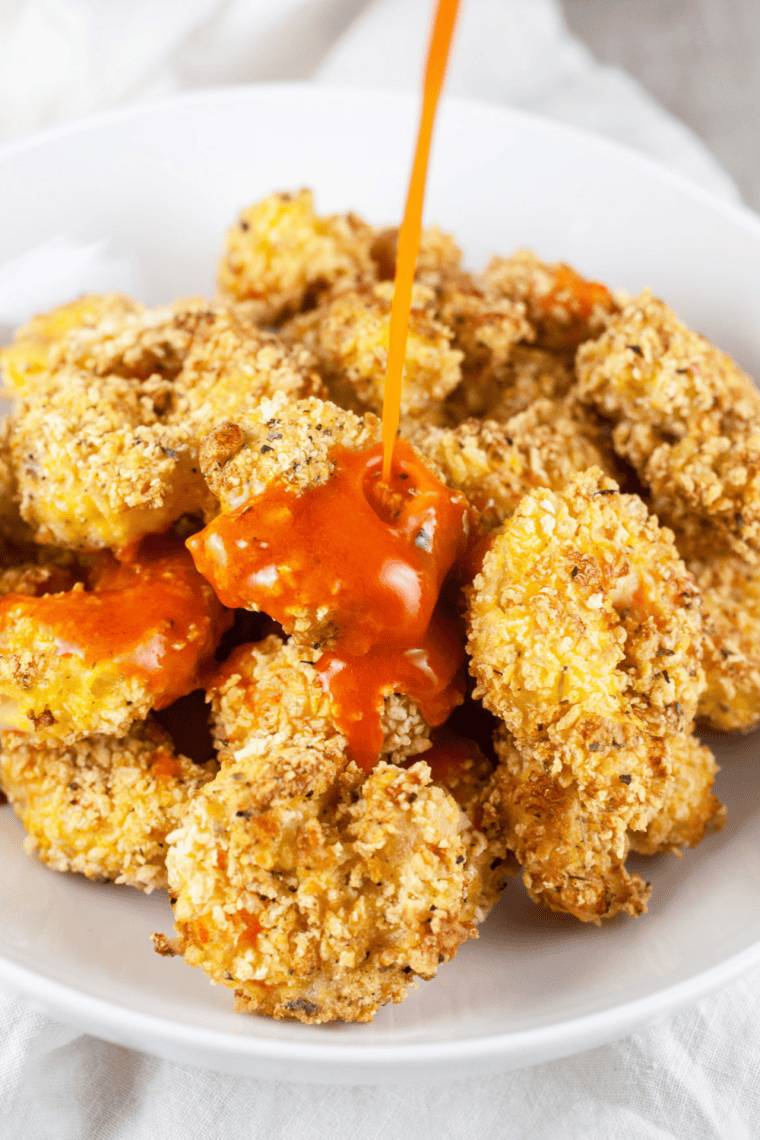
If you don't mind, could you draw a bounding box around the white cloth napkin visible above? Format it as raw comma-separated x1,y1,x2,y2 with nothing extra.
0,1,753,1136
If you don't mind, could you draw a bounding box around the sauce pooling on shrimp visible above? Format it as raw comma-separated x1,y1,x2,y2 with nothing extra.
0,537,231,711
188,441,469,768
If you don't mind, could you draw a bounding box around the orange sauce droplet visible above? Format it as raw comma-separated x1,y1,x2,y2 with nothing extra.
381,0,461,482
0,537,232,710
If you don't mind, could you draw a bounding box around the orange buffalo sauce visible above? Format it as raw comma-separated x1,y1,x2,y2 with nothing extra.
381,0,461,481
187,439,469,656
0,537,232,709
315,608,464,771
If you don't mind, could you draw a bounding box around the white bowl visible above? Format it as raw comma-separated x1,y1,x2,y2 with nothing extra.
1,85,760,1086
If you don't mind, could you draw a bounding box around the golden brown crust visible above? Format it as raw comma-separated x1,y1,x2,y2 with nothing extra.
160,637,508,1023
411,397,619,532
629,732,724,856
467,468,707,922
686,550,760,731
198,392,381,512
577,289,760,560
217,189,376,324
282,283,463,428
482,249,619,354
0,718,215,891
445,345,574,425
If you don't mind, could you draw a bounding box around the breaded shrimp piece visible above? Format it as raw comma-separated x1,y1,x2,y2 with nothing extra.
629,732,724,856
11,299,319,551
411,396,619,532
444,345,573,425
0,718,216,891
370,224,464,291
155,637,508,1023
0,417,37,562
577,290,760,560
190,393,468,656
0,539,231,743
482,249,619,355
217,189,375,325
282,282,463,427
684,550,760,732
467,469,705,921
0,293,143,395
208,638,433,764
484,725,655,922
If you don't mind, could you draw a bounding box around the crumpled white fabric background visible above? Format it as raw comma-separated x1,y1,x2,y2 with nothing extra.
0,1,756,1136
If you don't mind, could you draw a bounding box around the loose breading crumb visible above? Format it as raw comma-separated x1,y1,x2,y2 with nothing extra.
411,396,620,532
577,289,760,560
0,718,216,891
467,468,708,922
217,189,376,325
281,282,463,428
158,636,508,1023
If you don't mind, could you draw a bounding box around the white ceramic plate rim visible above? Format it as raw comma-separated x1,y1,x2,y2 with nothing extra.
2,83,760,1079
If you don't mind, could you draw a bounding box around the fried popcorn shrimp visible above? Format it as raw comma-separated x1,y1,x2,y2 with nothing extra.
0,293,143,395
282,282,463,427
411,396,618,532
577,290,760,560
629,732,724,856
466,346,575,424
11,299,319,551
217,189,375,324
370,224,463,291
0,417,37,562
467,468,706,921
684,551,760,732
0,539,231,743
156,636,508,1023
0,718,216,891
482,249,619,355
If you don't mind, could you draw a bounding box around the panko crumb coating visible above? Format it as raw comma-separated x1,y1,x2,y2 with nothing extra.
411,397,619,532
577,290,760,560
0,293,143,395
0,542,230,743
0,417,37,562
11,299,320,551
0,719,216,891
629,732,724,856
482,249,619,355
282,282,463,427
156,636,508,1023
686,551,760,732
445,345,574,425
217,188,376,325
370,224,464,291
467,469,706,922
198,392,380,511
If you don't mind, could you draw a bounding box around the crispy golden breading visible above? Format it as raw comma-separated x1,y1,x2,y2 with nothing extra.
683,550,760,732
0,417,37,562
198,392,380,510
0,543,230,743
577,290,760,560
282,283,463,427
217,189,376,325
208,638,433,765
0,293,143,395
467,468,706,921
411,397,619,532
156,637,508,1023
0,719,215,891
629,732,724,856
11,299,320,551
370,224,464,291
482,249,619,354
484,725,655,922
